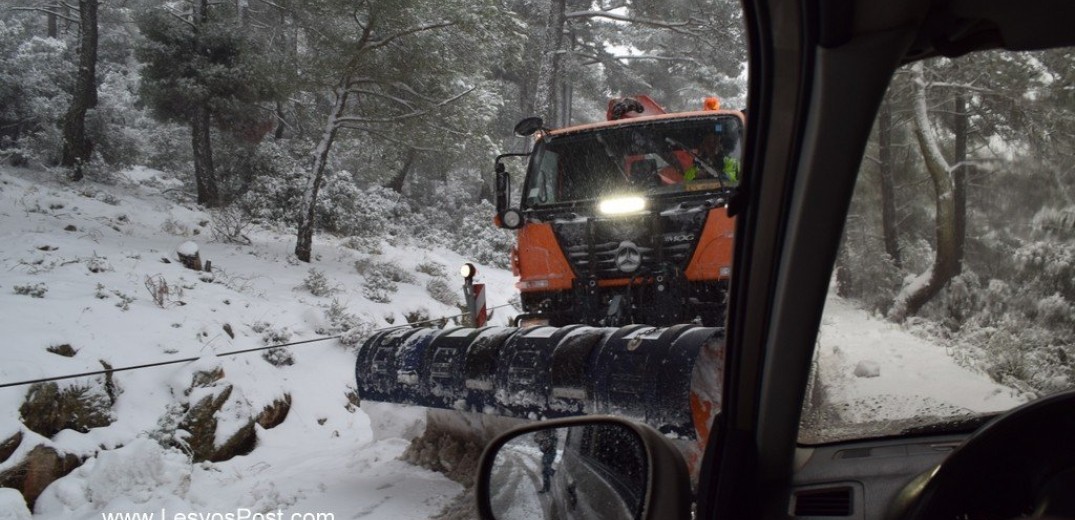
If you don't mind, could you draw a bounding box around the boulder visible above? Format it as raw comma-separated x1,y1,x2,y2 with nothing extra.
0,431,22,464
0,445,82,510
19,382,113,439
255,394,292,430
177,385,256,463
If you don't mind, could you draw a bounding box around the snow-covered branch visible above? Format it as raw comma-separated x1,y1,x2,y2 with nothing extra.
250,0,288,11
334,87,474,126
335,126,445,152
365,21,455,51
344,77,375,88
611,54,683,61
564,10,693,28
10,6,80,24
352,1,372,44
388,81,444,104
161,6,197,29
573,49,701,70
927,82,997,94
166,11,197,29
911,63,953,179
346,89,417,111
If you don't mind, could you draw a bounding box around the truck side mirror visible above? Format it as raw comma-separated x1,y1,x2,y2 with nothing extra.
514,116,545,137
494,152,533,230
495,163,523,229
476,416,692,520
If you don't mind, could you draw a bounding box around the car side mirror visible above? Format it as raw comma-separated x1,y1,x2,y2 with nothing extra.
475,416,691,520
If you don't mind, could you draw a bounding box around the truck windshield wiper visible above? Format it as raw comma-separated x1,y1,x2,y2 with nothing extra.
596,133,630,180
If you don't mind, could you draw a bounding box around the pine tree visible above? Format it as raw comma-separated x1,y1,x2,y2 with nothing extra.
284,0,510,262
135,1,272,207
60,0,98,181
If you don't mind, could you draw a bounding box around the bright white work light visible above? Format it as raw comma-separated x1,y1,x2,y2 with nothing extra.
460,262,477,279
598,196,647,215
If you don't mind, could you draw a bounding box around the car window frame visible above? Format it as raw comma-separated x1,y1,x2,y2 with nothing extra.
696,1,1075,518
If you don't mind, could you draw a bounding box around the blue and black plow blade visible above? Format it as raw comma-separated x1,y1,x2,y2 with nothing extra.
355,324,725,439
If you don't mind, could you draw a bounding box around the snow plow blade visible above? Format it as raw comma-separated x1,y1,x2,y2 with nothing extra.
355,324,724,440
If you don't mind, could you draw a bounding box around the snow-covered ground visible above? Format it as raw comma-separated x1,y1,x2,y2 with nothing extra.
0,166,514,519
808,297,1028,441
0,165,1028,518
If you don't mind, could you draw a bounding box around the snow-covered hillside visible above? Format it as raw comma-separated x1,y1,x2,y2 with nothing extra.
0,166,515,519
0,166,1028,519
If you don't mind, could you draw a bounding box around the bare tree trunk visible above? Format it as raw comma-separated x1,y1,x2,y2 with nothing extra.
236,0,248,27
535,0,566,124
270,6,291,141
295,87,348,262
877,100,901,267
274,100,286,139
60,0,98,181
479,173,494,203
387,148,416,193
952,92,968,270
62,3,73,34
834,234,853,298
191,104,220,206
513,47,538,121
48,6,58,38
889,63,963,322
188,0,220,207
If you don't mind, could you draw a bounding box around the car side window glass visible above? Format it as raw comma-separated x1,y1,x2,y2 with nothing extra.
802,48,1074,444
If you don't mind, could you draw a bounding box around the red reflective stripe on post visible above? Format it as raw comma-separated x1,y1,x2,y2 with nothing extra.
474,283,487,327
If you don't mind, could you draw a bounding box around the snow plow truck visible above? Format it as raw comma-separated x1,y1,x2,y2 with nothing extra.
355,96,742,474
498,95,742,327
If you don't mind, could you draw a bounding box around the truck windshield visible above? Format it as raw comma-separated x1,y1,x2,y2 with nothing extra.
524,115,743,208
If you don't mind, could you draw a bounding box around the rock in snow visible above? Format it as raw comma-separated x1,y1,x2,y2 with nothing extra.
853,360,881,378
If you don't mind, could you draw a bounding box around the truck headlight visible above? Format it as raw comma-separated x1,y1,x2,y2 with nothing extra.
599,196,646,215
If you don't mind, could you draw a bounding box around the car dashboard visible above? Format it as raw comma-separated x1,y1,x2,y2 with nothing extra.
789,434,963,519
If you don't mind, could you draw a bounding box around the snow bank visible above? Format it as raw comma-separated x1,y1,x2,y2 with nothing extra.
0,488,32,520
35,439,193,517
363,402,428,442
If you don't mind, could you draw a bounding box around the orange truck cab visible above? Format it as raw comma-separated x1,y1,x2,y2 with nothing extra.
495,96,743,327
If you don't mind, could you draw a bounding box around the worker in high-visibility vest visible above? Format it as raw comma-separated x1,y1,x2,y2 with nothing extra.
683,132,740,184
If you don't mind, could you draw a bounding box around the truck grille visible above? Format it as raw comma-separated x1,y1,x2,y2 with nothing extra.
562,241,693,277
553,213,702,279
